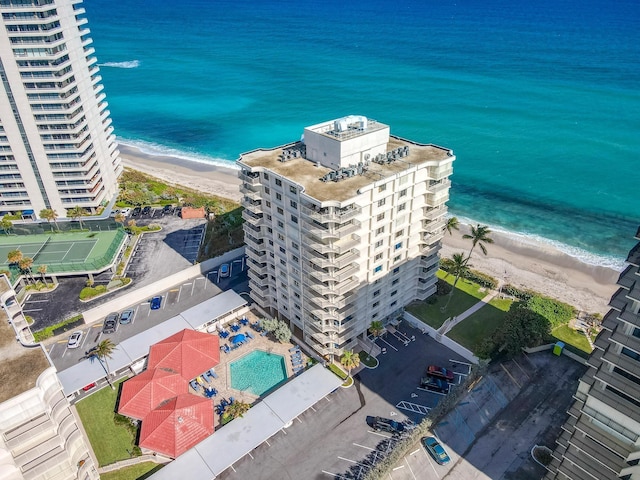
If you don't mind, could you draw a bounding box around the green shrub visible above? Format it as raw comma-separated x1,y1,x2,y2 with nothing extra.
502,284,534,301
33,314,84,342
465,269,498,290
79,285,108,300
525,295,575,328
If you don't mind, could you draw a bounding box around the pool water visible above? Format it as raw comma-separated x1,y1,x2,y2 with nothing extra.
230,350,287,396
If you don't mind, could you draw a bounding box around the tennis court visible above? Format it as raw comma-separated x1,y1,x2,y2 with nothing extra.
0,230,127,274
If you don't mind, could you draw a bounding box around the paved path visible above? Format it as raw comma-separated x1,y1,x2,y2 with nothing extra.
439,285,501,335
98,454,171,473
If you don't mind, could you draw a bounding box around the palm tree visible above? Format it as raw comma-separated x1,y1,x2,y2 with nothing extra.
39,208,60,232
462,224,494,260
445,216,459,236
368,320,384,359
442,252,471,311
88,339,116,389
7,249,22,266
18,257,35,283
224,401,251,420
340,350,360,379
68,206,86,230
38,265,48,287
1,217,13,235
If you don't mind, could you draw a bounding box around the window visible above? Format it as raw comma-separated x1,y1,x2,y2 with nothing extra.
292,242,299,250
279,246,286,254
394,255,401,262
633,328,640,339
266,214,272,221
265,200,271,208
280,259,286,266
390,301,397,307
290,186,297,194
398,203,406,212
378,198,386,207
293,280,300,287
290,200,297,209
622,347,640,362
295,303,301,310
280,282,287,289
399,175,408,185
277,233,285,241
399,188,407,196
373,301,380,308
294,292,300,298
395,229,404,238
391,290,398,296
267,227,273,233
276,192,282,201
377,212,385,221
292,255,299,263
291,215,298,224
264,187,270,194
277,207,284,215
395,242,403,250
269,252,274,257
372,313,378,319
268,240,274,246
263,173,270,180
278,220,284,228
373,289,380,297
275,178,282,186
374,253,383,261
376,226,385,235
375,239,384,248
392,278,400,285
374,265,382,273
393,266,400,274
378,184,386,192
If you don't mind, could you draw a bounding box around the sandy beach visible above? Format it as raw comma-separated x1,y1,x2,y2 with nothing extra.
120,142,620,315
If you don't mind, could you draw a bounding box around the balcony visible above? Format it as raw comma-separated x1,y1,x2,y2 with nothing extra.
423,205,446,221
247,261,269,276
239,171,261,185
301,204,361,223
308,264,359,284
245,247,267,264
241,209,264,227
239,184,261,201
241,197,262,213
308,294,353,310
305,250,359,269
306,276,359,297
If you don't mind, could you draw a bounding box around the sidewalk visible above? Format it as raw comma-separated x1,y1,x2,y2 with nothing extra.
97,453,171,474
438,286,501,335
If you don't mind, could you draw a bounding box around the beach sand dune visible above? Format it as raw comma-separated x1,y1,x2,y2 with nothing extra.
120,142,620,315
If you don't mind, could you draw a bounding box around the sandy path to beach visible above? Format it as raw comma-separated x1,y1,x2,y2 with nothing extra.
120,143,620,315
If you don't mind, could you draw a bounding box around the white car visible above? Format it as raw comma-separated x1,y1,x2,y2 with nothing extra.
67,331,83,349
119,208,131,216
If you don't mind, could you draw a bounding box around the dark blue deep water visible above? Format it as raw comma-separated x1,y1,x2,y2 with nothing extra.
85,0,640,267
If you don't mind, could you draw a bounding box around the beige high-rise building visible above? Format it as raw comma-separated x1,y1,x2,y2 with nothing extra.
546,228,640,480
238,116,454,358
0,0,121,218
0,275,98,480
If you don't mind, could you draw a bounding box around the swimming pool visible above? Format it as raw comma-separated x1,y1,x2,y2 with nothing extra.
230,350,287,396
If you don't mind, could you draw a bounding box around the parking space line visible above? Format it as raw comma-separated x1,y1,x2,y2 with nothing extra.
417,387,448,396
404,457,417,479
511,358,530,379
368,430,392,438
500,363,521,388
396,400,430,415
23,308,43,312
25,299,48,303
321,471,344,478
378,336,398,352
338,456,366,466
353,443,375,451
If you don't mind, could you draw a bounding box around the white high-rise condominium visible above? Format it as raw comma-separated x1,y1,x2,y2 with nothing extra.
238,116,454,358
0,0,121,218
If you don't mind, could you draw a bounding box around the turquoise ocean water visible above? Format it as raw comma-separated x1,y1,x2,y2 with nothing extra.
86,0,639,268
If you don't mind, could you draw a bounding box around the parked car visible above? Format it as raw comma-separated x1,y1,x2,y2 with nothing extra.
119,308,134,324
162,204,173,215
426,365,455,382
109,209,119,218
142,206,152,215
150,296,162,310
220,263,230,278
67,331,83,349
371,416,405,435
120,207,131,216
421,436,451,465
102,313,119,334
420,376,450,393
132,206,141,217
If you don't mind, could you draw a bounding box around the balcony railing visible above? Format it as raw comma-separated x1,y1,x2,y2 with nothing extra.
300,204,361,223
239,171,261,185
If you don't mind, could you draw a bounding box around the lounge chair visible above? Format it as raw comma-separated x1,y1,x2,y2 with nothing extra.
209,368,218,379
291,353,302,361
246,331,254,340
189,380,200,392
260,330,268,337
203,371,214,382
240,318,249,326
292,360,303,368
289,346,300,353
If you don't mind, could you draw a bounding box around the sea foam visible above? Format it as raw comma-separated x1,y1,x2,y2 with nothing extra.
98,60,140,69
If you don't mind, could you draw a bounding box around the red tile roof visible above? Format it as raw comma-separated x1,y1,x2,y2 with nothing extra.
139,394,214,458
147,329,220,381
118,368,188,420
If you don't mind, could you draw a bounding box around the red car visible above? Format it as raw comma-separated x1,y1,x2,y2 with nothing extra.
426,365,455,383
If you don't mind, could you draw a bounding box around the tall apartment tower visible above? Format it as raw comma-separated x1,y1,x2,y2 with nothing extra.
545,228,640,480
238,116,454,358
0,0,121,218
0,275,99,480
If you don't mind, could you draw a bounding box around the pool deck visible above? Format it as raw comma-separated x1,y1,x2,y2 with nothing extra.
189,310,308,415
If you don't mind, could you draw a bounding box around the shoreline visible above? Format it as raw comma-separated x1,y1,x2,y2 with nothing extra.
119,142,621,315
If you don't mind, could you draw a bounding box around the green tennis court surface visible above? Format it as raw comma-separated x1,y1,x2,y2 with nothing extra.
0,230,127,274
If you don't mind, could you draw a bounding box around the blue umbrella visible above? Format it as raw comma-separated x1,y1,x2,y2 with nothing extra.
231,333,246,344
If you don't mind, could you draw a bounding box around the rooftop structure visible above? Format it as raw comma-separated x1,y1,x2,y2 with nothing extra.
0,0,122,218
0,274,99,479
238,116,454,358
546,226,640,480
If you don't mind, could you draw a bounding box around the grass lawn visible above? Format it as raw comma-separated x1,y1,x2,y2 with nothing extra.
75,380,137,467
100,462,163,480
552,324,593,354
447,303,510,352
406,271,490,329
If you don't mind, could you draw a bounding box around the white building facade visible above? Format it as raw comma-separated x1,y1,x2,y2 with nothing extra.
0,0,121,218
238,116,454,358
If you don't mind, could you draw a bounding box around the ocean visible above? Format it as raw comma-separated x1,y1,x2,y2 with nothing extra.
85,0,639,268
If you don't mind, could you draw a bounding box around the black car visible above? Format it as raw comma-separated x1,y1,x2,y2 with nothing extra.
102,312,119,334
142,206,152,215
371,416,405,435
420,376,450,393
132,206,141,217
162,204,173,215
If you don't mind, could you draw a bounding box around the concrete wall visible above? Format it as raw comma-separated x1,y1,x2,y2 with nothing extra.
403,311,479,364
82,247,245,324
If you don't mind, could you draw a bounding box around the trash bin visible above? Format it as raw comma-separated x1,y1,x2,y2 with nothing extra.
553,341,565,356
